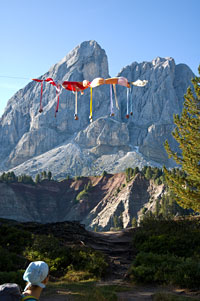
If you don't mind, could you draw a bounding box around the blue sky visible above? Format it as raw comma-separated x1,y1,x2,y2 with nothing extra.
0,0,199,116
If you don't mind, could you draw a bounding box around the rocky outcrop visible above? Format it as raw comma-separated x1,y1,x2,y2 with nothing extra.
0,41,194,177
0,40,110,170
118,57,193,165
0,173,164,230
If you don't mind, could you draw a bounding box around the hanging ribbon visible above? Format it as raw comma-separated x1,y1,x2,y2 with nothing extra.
32,77,148,119
126,87,130,119
89,87,93,122
113,84,119,110
110,84,114,116
74,91,78,120
130,85,133,116
39,81,43,113
55,84,61,117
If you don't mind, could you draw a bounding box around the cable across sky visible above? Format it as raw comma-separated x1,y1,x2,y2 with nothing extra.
0,0,199,117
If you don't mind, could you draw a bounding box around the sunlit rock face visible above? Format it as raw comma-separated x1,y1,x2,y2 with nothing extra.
0,41,194,177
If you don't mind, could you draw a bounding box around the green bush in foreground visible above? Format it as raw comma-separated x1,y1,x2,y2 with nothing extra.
130,252,200,288
0,270,24,288
0,221,108,286
130,217,200,288
24,234,108,278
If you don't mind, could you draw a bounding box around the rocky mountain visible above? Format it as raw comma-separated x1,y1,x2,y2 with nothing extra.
0,40,194,178
0,172,164,231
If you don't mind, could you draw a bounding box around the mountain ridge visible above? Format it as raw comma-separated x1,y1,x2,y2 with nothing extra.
0,170,164,230
0,40,194,177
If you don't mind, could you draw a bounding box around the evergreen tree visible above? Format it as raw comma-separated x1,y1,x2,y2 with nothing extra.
18,174,34,184
142,165,148,176
113,215,118,229
164,66,200,211
35,174,41,184
125,167,134,182
155,199,161,217
47,171,52,181
133,167,140,177
102,170,108,177
145,166,153,180
131,217,137,228
41,170,47,179
119,213,123,229
0,171,17,183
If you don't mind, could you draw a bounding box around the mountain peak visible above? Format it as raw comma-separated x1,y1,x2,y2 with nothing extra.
0,41,194,177
48,40,109,82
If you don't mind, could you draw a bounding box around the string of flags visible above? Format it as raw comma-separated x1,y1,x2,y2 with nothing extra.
32,77,148,121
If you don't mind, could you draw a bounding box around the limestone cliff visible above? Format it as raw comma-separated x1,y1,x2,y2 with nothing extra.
0,41,194,177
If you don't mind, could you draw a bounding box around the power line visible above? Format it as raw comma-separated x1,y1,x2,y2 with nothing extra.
0,75,30,80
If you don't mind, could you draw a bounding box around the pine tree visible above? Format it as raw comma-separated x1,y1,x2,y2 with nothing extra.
133,167,140,177
164,66,200,211
131,217,137,228
145,166,153,180
47,171,52,181
35,174,41,184
125,167,134,182
41,170,47,179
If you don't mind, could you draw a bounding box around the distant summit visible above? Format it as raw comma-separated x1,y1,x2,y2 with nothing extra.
0,40,194,177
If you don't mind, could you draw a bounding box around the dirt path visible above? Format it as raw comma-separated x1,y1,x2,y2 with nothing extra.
40,228,200,300
86,228,136,280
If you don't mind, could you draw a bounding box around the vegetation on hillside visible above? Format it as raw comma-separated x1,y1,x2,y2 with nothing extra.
0,165,191,224
125,166,165,185
0,171,34,184
75,181,93,202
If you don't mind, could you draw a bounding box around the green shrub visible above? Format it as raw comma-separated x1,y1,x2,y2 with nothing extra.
0,270,24,287
24,234,108,279
134,232,200,257
130,252,200,288
173,258,200,288
75,181,93,202
24,234,72,276
68,248,108,278
0,224,31,253
0,247,26,272
62,270,95,282
133,218,200,257
131,252,181,283
130,218,200,288
0,222,108,282
76,190,89,201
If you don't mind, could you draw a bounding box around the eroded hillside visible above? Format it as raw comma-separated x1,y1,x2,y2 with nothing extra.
0,172,164,230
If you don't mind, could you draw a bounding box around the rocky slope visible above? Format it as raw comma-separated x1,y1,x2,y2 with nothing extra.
0,172,164,230
0,40,194,177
